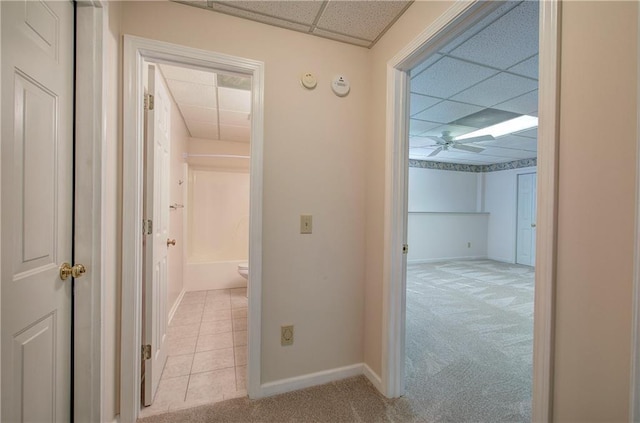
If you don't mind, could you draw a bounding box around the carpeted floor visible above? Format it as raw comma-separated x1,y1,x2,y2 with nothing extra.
139,260,534,423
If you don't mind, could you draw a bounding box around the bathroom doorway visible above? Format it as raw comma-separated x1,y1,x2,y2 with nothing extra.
140,59,253,416
120,36,264,422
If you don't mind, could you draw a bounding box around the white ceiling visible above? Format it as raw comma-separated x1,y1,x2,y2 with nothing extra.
159,64,251,142
409,1,539,165
172,0,413,48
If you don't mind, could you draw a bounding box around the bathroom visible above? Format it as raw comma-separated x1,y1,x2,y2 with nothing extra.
141,61,252,416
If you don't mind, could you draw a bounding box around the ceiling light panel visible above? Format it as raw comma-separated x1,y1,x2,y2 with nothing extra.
456,115,537,140
315,1,411,42
218,0,324,25
159,64,215,86
494,90,538,115
410,57,497,98
413,100,483,124
409,119,441,136
218,87,251,112
448,1,539,69
508,54,539,79
165,80,217,108
451,72,537,108
410,93,441,116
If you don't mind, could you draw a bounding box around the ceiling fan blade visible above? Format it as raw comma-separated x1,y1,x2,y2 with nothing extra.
455,135,495,144
453,144,485,153
428,147,443,157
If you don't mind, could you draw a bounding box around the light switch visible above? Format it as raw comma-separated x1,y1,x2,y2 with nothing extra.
300,214,312,234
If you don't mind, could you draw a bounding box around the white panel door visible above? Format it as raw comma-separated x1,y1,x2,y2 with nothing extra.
516,173,537,266
143,64,171,406
1,1,74,421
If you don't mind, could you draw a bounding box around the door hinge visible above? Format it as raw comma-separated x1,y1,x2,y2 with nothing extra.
144,93,154,111
402,244,409,255
142,344,151,361
143,219,153,235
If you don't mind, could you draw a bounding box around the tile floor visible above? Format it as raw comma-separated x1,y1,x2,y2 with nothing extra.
139,287,248,418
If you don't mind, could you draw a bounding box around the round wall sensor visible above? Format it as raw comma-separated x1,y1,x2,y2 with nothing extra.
301,72,317,89
331,75,350,97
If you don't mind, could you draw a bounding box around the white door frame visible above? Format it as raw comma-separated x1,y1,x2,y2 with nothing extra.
121,35,264,423
381,2,561,422
74,2,106,421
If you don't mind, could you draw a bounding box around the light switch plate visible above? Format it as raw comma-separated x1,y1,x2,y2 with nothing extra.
300,214,312,234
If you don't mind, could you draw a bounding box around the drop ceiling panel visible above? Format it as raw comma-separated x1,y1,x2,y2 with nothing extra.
439,1,520,53
316,1,411,42
448,1,539,69
218,87,251,112
166,80,217,108
422,123,478,139
220,125,251,142
478,134,537,151
178,104,218,125
481,147,537,159
508,54,539,79
410,57,497,98
410,93,442,117
218,1,324,25
413,100,483,124
494,90,538,115
188,121,219,139
515,128,538,139
219,110,251,127
200,2,311,32
409,137,435,148
451,72,538,107
410,54,442,78
160,64,215,86
409,119,440,136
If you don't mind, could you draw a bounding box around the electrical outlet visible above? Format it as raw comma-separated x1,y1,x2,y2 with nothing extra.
281,325,294,346
467,242,471,248
300,215,312,234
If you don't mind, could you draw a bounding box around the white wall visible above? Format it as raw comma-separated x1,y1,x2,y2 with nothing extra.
165,70,189,313
407,167,487,262
484,166,537,263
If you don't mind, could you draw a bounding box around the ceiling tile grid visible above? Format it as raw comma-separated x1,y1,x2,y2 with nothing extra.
407,1,539,165
159,64,251,143
173,0,413,49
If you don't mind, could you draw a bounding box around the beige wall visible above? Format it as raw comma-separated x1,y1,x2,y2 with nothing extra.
554,2,637,420
165,71,189,312
104,0,122,420
120,1,368,383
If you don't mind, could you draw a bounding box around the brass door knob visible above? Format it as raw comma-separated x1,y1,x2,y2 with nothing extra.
59,263,87,280
531,223,536,228
167,239,176,247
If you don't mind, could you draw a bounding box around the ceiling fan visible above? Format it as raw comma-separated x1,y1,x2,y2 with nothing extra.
426,131,494,157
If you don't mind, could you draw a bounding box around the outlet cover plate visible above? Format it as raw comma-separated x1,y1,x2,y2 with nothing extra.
281,325,294,346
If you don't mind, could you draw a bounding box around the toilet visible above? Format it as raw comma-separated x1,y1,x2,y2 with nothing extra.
237,262,249,280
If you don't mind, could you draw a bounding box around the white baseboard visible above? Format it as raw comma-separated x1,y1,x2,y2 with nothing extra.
487,256,516,264
168,289,186,325
362,363,383,393
407,255,488,264
258,363,364,398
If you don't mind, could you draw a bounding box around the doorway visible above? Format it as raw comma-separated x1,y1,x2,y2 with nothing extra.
382,0,560,420
120,36,264,422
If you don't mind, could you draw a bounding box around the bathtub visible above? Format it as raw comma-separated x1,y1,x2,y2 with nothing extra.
184,259,248,292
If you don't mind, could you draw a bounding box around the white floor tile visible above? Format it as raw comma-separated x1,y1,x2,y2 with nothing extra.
196,332,234,352
192,347,235,373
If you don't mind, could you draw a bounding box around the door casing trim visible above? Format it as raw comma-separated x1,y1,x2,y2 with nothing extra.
381,2,561,422
121,35,264,423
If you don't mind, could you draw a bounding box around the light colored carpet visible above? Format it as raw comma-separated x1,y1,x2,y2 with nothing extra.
139,260,534,423
403,260,534,422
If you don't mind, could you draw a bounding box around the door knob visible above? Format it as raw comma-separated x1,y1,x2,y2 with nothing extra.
531,223,536,228
59,262,87,280
167,239,176,247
